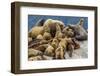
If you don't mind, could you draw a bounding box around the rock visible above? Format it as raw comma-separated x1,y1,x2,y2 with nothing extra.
28,48,43,57
28,55,43,61
42,55,53,60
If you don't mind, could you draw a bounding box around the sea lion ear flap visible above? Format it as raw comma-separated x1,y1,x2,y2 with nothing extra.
77,18,84,27
36,19,45,26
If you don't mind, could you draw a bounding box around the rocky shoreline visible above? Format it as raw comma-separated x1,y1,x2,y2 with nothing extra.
28,18,88,61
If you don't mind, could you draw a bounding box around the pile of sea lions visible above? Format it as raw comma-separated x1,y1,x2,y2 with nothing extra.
28,18,87,61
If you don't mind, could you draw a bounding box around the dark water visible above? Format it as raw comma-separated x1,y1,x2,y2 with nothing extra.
28,15,88,31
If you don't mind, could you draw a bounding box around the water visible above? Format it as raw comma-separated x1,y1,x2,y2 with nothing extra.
28,15,88,31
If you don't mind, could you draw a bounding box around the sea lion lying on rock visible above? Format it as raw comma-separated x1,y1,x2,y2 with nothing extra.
55,46,65,59
36,34,44,40
43,19,65,38
28,39,49,48
62,26,74,38
28,55,43,61
34,44,48,52
44,45,55,57
43,32,52,40
58,38,68,50
28,26,44,39
68,19,87,41
51,38,59,50
28,48,43,57
28,19,45,39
